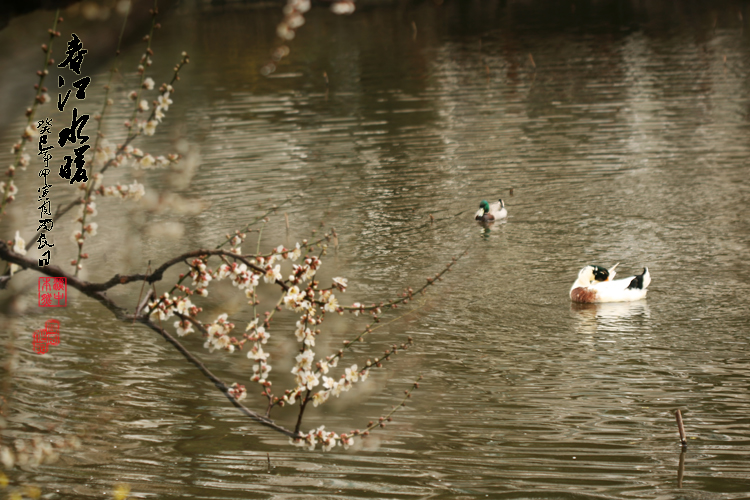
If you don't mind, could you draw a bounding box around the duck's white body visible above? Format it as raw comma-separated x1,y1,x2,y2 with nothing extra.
570,265,651,303
475,199,508,221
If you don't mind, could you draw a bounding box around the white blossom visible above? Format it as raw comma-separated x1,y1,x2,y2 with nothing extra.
324,294,338,313
158,92,172,110
332,277,348,291
143,120,158,136
248,345,269,361
174,319,194,336
331,0,355,15
264,264,282,284
345,364,359,383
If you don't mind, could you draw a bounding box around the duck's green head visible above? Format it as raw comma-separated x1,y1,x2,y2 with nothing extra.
479,200,491,213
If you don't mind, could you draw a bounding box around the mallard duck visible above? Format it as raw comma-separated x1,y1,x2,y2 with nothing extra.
475,199,507,222
570,264,651,303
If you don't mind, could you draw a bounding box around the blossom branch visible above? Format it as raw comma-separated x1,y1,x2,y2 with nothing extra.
72,4,131,276
0,241,128,319
0,239,302,438
355,376,421,437
335,251,466,314
0,10,60,218
136,315,299,437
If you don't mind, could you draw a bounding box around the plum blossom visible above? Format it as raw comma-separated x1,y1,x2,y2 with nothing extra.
340,434,354,449
101,182,145,200
9,231,26,275
1,180,18,202
303,370,319,389
23,125,38,140
227,382,247,402
143,119,158,136
291,349,319,389
252,360,272,376
154,106,165,122
283,388,302,405
189,259,213,288
323,376,336,390
295,350,314,371
204,313,235,353
18,153,30,168
331,0,355,15
248,345,269,361
0,445,13,469
324,294,338,313
264,264,282,284
138,154,156,169
216,263,232,280
290,425,340,452
148,293,175,321
94,139,116,166
175,297,194,315
332,277,348,291
174,319,194,336
311,390,330,407
345,364,359,383
290,243,302,261
284,286,304,310
158,92,172,110
246,319,270,344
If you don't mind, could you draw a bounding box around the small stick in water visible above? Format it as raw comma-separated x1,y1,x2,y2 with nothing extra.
284,213,290,231
267,452,271,473
675,409,688,450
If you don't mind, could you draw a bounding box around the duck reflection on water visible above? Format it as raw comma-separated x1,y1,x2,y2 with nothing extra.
572,300,652,337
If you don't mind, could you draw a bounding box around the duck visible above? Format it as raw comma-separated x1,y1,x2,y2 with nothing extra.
475,199,507,222
569,263,651,303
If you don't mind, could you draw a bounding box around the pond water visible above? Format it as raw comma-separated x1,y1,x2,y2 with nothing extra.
2,1,750,498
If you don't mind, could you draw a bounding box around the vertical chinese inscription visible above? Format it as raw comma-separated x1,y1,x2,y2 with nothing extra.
36,118,55,266
57,33,90,185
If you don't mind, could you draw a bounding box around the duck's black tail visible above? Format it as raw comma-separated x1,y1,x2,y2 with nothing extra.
627,268,648,289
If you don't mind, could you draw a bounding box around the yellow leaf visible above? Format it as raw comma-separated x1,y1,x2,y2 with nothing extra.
24,485,42,499
113,483,131,500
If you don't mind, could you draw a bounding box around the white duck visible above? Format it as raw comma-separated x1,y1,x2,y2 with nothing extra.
569,263,651,303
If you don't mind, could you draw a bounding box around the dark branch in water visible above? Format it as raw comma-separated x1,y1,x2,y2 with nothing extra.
137,315,300,438
0,237,465,443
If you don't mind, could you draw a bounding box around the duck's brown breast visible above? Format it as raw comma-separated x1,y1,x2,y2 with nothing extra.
570,287,598,303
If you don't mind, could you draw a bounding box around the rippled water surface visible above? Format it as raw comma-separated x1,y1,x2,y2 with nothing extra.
2,1,750,498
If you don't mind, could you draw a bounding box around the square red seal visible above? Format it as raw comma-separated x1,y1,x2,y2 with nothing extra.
38,277,67,307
